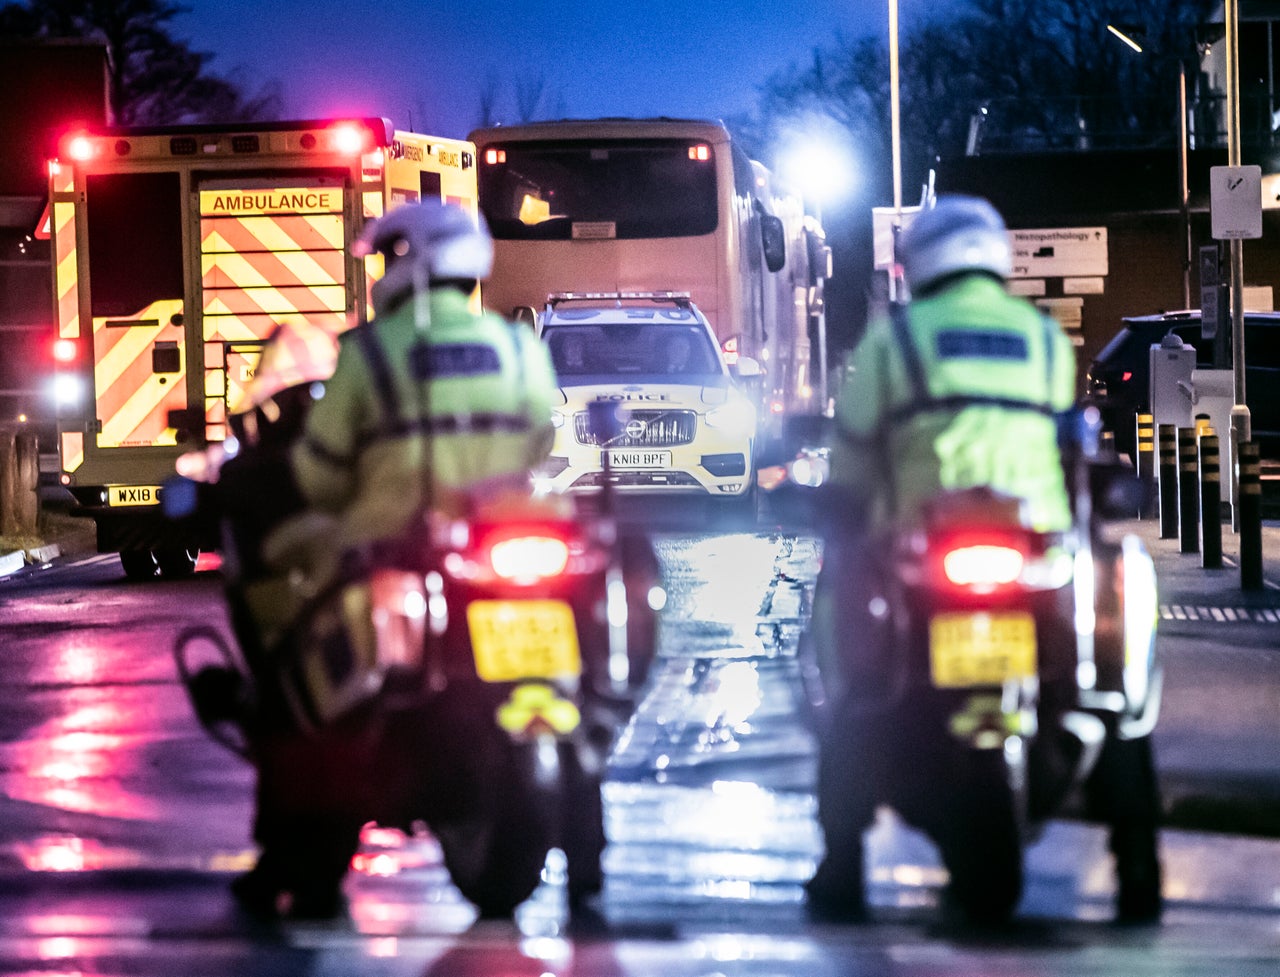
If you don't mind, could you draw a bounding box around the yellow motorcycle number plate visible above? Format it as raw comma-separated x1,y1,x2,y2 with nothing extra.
929,611,1037,687
467,599,582,682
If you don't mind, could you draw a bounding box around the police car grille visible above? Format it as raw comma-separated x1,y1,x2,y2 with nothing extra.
575,410,697,446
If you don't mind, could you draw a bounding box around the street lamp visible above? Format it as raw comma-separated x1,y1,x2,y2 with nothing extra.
776,126,857,411
1106,23,1193,309
1107,24,1144,53
775,129,858,208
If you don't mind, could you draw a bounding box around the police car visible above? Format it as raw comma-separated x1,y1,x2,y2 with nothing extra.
536,292,758,505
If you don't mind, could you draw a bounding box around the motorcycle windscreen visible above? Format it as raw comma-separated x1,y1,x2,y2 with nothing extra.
929,611,1037,687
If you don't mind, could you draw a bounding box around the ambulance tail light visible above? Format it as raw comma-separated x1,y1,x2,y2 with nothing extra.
52,339,78,365
65,134,96,162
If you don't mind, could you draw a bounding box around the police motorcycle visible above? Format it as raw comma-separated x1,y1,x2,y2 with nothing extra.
168,234,661,921
357,472,661,919
173,476,659,919
763,408,1161,923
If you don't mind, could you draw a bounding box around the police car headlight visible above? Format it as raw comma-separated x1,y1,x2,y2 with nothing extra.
550,408,567,429
706,395,756,434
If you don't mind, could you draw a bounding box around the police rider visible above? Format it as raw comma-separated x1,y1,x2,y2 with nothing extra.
804,195,1163,925
291,199,559,547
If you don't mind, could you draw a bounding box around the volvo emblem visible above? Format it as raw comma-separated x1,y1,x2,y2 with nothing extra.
625,417,648,439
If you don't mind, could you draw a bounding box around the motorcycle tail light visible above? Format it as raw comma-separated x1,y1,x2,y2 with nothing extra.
488,534,570,582
942,544,1025,589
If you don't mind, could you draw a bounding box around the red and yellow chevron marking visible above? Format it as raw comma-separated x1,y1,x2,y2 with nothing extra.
363,189,385,312
196,186,353,438
60,431,84,474
204,311,346,344
200,208,348,344
201,214,345,254
51,163,80,340
93,299,187,448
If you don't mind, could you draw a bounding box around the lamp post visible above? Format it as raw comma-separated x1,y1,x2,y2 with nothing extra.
1224,0,1251,450
778,135,855,411
1105,24,1193,308
888,0,905,301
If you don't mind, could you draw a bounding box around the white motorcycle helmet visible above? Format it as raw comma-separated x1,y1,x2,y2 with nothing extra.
899,195,1013,296
356,199,493,313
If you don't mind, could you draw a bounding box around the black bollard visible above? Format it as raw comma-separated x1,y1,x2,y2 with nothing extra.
1238,442,1263,591
1158,423,1178,539
1199,432,1222,569
1177,426,1199,554
1135,412,1156,517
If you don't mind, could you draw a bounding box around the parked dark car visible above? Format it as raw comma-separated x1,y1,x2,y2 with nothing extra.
1084,310,1280,459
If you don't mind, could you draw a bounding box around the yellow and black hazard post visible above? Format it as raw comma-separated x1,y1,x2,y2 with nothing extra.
1158,423,1179,539
1198,430,1222,569
1135,412,1156,517
1238,441,1263,591
1177,426,1199,554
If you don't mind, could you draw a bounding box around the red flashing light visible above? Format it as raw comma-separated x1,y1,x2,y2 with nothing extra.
66,135,95,162
484,148,506,165
689,144,711,162
330,122,369,156
52,339,77,364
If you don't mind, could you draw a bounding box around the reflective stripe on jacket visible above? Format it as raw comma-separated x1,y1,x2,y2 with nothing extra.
292,288,557,546
830,275,1075,532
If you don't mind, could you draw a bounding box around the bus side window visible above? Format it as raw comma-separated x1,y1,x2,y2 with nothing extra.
760,214,786,273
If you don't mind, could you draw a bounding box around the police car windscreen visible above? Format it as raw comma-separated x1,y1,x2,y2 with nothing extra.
548,324,719,378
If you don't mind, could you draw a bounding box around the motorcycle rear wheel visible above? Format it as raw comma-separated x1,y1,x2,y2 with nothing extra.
933,750,1024,925
435,741,555,919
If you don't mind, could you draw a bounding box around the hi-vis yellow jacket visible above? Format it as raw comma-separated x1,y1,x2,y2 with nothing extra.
292,287,557,548
831,275,1076,533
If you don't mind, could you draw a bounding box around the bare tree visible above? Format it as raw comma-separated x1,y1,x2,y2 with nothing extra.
753,0,1219,194
475,73,501,129
0,0,279,124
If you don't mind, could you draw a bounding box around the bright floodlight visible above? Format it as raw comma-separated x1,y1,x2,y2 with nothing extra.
776,123,858,207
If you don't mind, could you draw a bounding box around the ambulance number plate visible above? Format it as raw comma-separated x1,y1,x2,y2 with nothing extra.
108,485,162,507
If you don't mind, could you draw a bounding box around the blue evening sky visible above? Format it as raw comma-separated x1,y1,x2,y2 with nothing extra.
174,0,934,141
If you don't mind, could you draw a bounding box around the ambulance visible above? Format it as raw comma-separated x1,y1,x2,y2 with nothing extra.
47,118,478,578
536,292,758,513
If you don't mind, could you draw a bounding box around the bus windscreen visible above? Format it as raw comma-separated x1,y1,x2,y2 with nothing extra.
478,140,718,240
